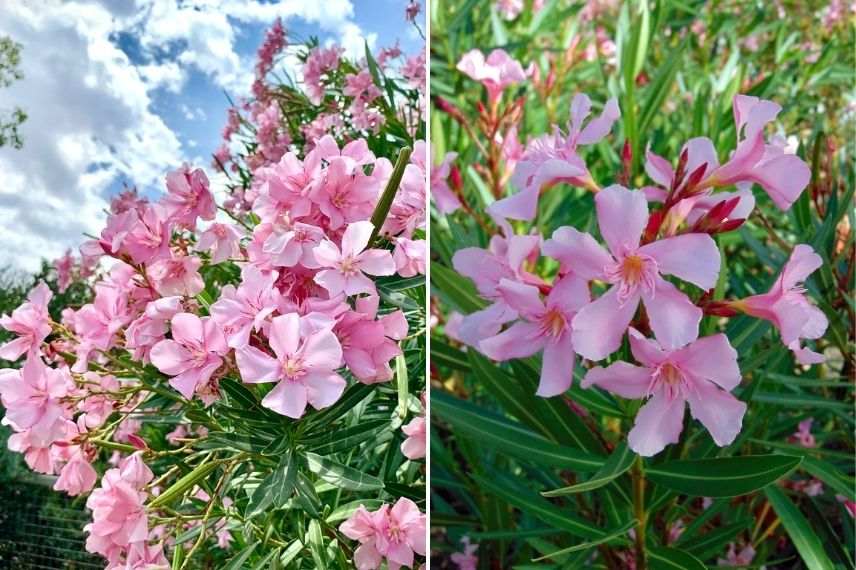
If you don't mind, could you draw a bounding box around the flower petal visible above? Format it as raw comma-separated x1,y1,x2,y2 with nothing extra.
341,221,374,256
571,286,639,361
269,314,301,358
628,392,686,456
304,371,346,410
672,333,741,390
639,233,720,290
542,226,612,280
262,380,308,418
496,279,544,320
595,185,648,256
235,346,280,384
686,381,747,447
538,334,574,397
170,313,203,347
582,361,651,399
356,249,396,276
642,277,702,351
479,321,543,361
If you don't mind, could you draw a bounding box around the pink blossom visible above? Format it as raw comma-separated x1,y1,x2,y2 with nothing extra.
584,328,746,456
345,69,382,102
393,237,426,277
544,185,720,360
718,543,755,567
0,356,69,437
197,223,242,263
303,45,342,104
54,449,98,496
262,222,324,268
401,415,426,460
431,151,461,214
150,313,228,400
496,0,524,20
125,297,183,363
310,158,380,229
314,221,396,297
210,266,279,348
163,165,217,227
405,1,421,22
491,94,620,221
8,418,75,474
738,244,828,364
253,151,319,223
335,294,406,384
457,48,526,104
77,372,121,428
235,313,345,418
790,418,816,448
146,255,205,297
55,249,75,292
481,275,589,397
111,542,169,569
450,536,479,570
339,498,426,570
120,205,173,264
0,281,52,360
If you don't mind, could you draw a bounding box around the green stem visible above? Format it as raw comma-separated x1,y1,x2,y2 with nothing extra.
633,455,648,570
369,146,412,244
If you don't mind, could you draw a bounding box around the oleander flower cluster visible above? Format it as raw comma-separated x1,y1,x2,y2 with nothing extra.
441,47,825,457
0,19,426,569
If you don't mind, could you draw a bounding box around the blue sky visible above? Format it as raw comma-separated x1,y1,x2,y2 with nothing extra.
0,0,424,271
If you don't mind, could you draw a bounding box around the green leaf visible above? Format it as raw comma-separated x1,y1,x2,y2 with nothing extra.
677,519,752,560
247,470,277,518
307,519,328,570
430,263,486,314
149,458,221,508
222,541,258,570
802,456,855,501
646,454,802,497
648,546,706,570
303,419,388,455
532,520,636,561
764,485,835,570
396,353,409,418
305,452,384,491
369,147,412,244
271,449,298,506
542,443,635,496
432,390,604,471
325,499,386,523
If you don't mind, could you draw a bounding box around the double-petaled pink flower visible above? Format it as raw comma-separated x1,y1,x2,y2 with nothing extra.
401,415,426,460
790,418,816,448
54,448,98,496
335,294,407,384
544,185,720,360
450,536,479,570
584,328,746,456
314,221,396,297
163,165,217,227
339,498,426,570
0,281,52,360
456,48,525,104
737,244,828,364
480,274,589,397
197,223,242,264
210,266,279,348
150,313,228,400
0,356,70,437
235,313,345,418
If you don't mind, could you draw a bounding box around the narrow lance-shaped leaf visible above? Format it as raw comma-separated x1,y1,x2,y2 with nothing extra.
764,485,835,570
646,454,802,497
543,443,635,496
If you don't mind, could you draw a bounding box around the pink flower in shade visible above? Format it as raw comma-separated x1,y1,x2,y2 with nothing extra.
393,237,426,277
335,294,407,384
836,495,856,518
8,419,76,474
310,157,379,230
738,244,828,364
456,49,526,104
0,356,70,437
262,222,324,268
113,542,169,569
481,274,590,397
163,165,217,227
543,185,720,361
717,543,756,567
55,249,75,292
339,498,427,570
210,266,279,348
496,0,524,20
235,313,345,418
491,94,620,221
400,415,426,460
197,223,242,263
120,205,173,264
77,372,121,429
0,281,52,361
150,313,228,400
313,221,396,297
54,449,98,496
702,95,811,210
146,255,205,297
125,297,183,364
430,151,461,214
583,328,746,456
790,418,816,448
450,536,479,570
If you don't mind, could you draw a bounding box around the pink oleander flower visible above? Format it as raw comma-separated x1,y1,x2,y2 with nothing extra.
339,498,427,570
790,418,816,448
456,48,526,104
738,244,828,364
336,294,407,384
451,536,479,570
405,1,421,22
430,150,461,214
491,93,620,221
0,281,52,360
77,372,121,428
163,165,217,227
111,542,169,569
211,266,279,348
235,313,345,418
544,185,720,360
146,255,205,297
253,151,319,223
54,449,98,496
0,356,70,437
55,249,75,292
120,205,173,264
344,69,382,102
262,222,324,268
718,543,756,567
401,415,426,460
9,418,76,474
496,0,524,19
197,223,242,263
393,237,426,277
125,297,183,363
481,274,589,397
73,284,131,373
150,313,228,400
313,221,396,297
310,157,380,230
583,328,746,456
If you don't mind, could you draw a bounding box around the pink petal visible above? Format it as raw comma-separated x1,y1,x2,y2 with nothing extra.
672,333,740,390
170,313,203,347
479,321,544,361
354,543,383,570
577,98,620,145
628,392,686,456
303,329,343,371
235,346,280,384
170,368,203,399
314,269,346,296
582,361,651,399
571,287,639,361
595,185,648,256
538,334,574,397
269,314,301,358
357,249,396,276
304,371,346,410
150,340,193,376
627,328,667,368
547,274,591,313
641,277,701,351
683,137,719,175
262,380,308,418
542,226,612,280
312,240,341,268
456,302,517,347
686,380,747,447
789,341,825,365
488,183,540,221
781,244,823,291
639,233,720,290
0,337,31,361
341,221,374,256
343,272,376,296
496,279,544,320
749,153,811,211
644,147,674,188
